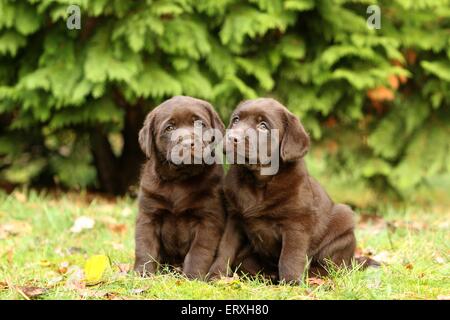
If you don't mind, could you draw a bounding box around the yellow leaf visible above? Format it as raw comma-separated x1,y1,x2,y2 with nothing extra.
84,255,110,285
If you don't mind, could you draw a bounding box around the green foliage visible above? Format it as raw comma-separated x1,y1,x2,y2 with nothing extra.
0,0,449,197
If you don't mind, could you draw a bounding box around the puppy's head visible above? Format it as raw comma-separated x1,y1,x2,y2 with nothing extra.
225,98,310,165
139,96,225,166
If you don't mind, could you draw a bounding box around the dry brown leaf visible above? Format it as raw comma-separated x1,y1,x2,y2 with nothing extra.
108,223,127,235
17,286,47,299
65,266,85,290
307,277,326,286
404,263,414,270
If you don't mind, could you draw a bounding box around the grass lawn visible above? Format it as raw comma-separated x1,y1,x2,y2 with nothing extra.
0,190,448,300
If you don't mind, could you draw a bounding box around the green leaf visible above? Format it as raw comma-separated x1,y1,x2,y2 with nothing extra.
421,60,450,82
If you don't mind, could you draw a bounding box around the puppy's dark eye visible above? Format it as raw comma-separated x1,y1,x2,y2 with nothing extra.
165,125,175,132
258,122,269,131
232,116,239,125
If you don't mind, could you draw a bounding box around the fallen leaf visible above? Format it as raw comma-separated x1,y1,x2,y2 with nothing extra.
404,263,413,270
70,216,95,233
65,266,85,290
84,255,110,285
17,286,47,300
105,292,121,300
308,277,326,286
108,223,127,235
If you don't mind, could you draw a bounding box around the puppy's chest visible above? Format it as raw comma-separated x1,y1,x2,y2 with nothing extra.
230,185,282,218
159,213,197,261
165,186,201,213
228,186,283,259
244,218,282,259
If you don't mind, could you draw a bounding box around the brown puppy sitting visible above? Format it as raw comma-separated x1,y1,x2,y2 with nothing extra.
134,96,226,279
209,98,356,283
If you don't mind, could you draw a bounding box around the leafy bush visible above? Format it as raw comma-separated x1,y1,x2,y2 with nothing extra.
0,0,449,197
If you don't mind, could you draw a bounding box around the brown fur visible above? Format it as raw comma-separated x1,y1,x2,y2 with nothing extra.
209,98,356,283
134,96,226,279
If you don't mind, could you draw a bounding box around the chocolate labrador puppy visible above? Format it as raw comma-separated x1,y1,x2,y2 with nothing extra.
134,96,226,279
209,98,356,283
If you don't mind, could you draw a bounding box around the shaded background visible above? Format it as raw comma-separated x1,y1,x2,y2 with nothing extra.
0,0,449,206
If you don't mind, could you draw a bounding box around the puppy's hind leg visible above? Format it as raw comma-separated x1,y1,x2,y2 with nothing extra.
313,204,356,273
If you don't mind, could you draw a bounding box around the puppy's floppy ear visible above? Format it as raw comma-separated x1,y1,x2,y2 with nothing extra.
202,102,225,135
139,109,156,158
280,111,310,162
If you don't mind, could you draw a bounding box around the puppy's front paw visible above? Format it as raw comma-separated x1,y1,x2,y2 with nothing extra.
207,262,229,281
